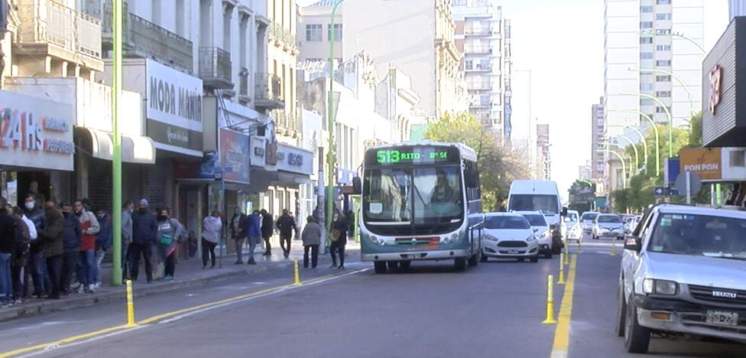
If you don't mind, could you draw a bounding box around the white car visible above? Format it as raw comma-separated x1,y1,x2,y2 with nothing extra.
580,211,600,236
481,213,539,263
564,210,581,243
592,214,625,240
515,211,553,258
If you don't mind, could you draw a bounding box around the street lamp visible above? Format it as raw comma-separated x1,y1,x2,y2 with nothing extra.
598,149,627,189
629,67,696,114
110,0,123,286
326,0,343,244
625,126,648,174
618,93,673,159
607,110,660,177
613,134,641,174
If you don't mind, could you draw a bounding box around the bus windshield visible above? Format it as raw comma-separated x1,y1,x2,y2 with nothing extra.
509,195,559,214
363,166,463,226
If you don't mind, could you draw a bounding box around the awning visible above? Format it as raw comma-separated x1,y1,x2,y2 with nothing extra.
77,127,156,164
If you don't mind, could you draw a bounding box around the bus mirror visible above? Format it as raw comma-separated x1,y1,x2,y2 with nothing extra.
561,207,568,217
352,177,362,194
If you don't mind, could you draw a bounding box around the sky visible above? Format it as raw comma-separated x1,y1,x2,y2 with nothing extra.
297,0,731,201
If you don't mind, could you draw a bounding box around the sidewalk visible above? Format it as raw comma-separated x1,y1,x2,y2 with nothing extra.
0,241,361,323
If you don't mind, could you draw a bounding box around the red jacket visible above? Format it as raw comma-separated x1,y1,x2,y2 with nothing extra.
78,211,100,251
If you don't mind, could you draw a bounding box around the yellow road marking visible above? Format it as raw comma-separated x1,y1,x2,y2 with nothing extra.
550,255,578,358
0,268,367,358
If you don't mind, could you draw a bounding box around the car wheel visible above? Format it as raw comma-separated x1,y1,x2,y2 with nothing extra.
615,284,626,337
374,261,387,274
468,252,479,267
530,255,539,263
624,296,651,354
454,258,466,271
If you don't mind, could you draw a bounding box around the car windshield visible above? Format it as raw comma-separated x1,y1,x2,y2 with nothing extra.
598,215,622,224
581,213,598,221
523,214,547,227
508,195,559,214
648,213,746,259
485,216,530,230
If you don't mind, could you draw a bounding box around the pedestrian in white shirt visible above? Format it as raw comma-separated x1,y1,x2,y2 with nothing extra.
201,211,222,269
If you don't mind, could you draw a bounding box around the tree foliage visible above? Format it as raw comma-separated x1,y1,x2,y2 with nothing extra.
425,112,530,211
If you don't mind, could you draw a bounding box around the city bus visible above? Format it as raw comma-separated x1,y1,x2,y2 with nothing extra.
359,142,483,273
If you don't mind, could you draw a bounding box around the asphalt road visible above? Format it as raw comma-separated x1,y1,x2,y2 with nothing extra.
1,238,745,358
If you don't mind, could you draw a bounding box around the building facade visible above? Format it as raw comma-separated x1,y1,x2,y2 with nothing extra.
452,0,512,143
731,0,746,19
604,0,705,134
591,97,606,180
536,123,551,180
343,0,468,119
297,0,342,65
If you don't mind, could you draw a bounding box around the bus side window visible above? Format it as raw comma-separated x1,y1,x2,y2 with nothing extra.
464,161,480,201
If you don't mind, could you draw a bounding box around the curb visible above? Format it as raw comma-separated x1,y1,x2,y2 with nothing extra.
0,266,267,323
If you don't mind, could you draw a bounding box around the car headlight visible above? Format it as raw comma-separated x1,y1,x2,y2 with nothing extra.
643,279,678,296
484,234,498,242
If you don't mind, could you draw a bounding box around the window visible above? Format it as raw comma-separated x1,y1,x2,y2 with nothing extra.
656,75,671,82
656,60,671,67
328,23,342,41
656,29,671,35
656,44,671,51
656,0,671,4
656,13,672,21
640,83,654,91
640,37,653,44
640,5,654,13
656,106,672,113
655,91,671,97
640,52,654,59
731,150,746,167
305,24,322,41
640,21,653,29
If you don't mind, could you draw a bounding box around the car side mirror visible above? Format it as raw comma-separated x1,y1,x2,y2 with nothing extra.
624,237,641,252
561,207,568,217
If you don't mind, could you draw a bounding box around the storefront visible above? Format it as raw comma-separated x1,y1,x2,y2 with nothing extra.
0,91,74,206
255,142,313,225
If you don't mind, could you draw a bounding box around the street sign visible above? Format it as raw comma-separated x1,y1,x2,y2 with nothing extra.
674,171,702,202
654,187,667,196
665,158,680,188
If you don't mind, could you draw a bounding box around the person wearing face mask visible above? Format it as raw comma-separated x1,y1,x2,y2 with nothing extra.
129,199,157,282
60,203,81,295
40,200,64,299
74,200,100,293
23,194,47,298
156,208,183,280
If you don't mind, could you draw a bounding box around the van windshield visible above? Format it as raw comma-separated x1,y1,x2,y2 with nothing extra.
508,195,559,214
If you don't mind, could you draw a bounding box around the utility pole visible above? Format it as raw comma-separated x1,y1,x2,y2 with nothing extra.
111,0,123,286
326,0,343,245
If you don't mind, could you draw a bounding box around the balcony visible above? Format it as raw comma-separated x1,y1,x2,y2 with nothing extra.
199,47,233,89
268,23,299,55
102,2,193,73
464,28,496,37
272,110,299,138
255,73,284,110
238,67,250,102
16,0,103,71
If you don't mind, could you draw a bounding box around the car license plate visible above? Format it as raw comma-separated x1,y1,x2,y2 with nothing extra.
509,249,519,254
706,310,739,327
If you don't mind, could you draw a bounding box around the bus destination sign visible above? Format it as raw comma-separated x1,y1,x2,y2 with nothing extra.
372,146,458,165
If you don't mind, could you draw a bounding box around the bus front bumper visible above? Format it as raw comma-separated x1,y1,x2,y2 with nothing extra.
362,249,470,262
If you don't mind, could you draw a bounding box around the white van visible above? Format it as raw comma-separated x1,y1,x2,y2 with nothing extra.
507,180,566,254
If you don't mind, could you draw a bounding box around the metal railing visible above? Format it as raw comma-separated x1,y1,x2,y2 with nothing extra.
102,1,193,71
239,67,249,97
199,47,232,87
17,0,102,58
255,73,283,102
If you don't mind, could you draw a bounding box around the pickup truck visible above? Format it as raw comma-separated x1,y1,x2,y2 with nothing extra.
617,204,746,353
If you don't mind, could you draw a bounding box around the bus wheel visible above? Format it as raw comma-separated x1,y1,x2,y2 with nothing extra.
399,261,411,271
468,253,479,267
454,258,466,271
387,261,399,273
374,262,387,274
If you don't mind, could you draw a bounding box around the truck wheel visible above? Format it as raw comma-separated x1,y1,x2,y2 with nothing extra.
624,299,651,354
374,261,387,274
387,261,399,273
615,284,626,337
399,261,411,271
468,252,479,267
454,258,466,271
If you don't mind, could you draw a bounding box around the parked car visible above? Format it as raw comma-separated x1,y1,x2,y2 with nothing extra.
515,211,553,258
580,211,600,236
481,213,539,263
592,214,625,240
617,204,746,354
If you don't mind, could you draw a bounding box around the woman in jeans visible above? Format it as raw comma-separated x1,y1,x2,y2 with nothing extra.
301,216,322,269
156,209,182,281
330,213,348,270
201,211,222,269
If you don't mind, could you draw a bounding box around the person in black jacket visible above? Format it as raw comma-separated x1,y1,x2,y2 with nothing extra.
129,199,157,283
60,203,81,295
23,194,47,298
10,207,30,303
0,204,15,305
260,210,273,256
40,200,64,299
276,210,296,259
330,212,348,270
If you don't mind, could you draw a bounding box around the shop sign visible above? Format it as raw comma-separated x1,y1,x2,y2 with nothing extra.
275,144,313,176
708,65,722,115
679,147,722,181
220,129,250,184
0,91,74,171
250,136,267,168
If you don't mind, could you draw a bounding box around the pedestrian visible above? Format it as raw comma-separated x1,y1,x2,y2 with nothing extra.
201,211,222,269
230,210,246,264
94,209,112,287
244,210,261,265
260,209,273,256
129,199,157,283
330,212,348,270
0,204,16,306
301,216,322,269
40,200,64,299
346,210,355,240
60,203,80,295
74,200,99,293
275,209,296,259
156,208,183,281
23,194,47,298
121,201,134,280
10,207,31,303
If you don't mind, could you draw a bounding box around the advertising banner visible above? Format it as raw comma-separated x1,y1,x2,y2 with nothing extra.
220,129,250,184
679,147,722,181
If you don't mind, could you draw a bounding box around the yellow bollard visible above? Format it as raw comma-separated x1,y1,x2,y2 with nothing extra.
564,246,570,266
293,259,302,286
610,239,618,256
125,280,136,327
558,256,566,285
542,274,557,325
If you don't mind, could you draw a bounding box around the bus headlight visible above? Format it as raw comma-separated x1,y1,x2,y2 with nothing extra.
442,233,459,244
369,235,384,245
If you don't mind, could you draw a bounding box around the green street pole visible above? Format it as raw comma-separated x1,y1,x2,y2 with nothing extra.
111,0,123,286
625,126,648,174
326,0,343,244
616,136,640,174
637,93,673,159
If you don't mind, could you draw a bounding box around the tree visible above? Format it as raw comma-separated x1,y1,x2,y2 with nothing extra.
688,112,703,147
425,112,529,211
